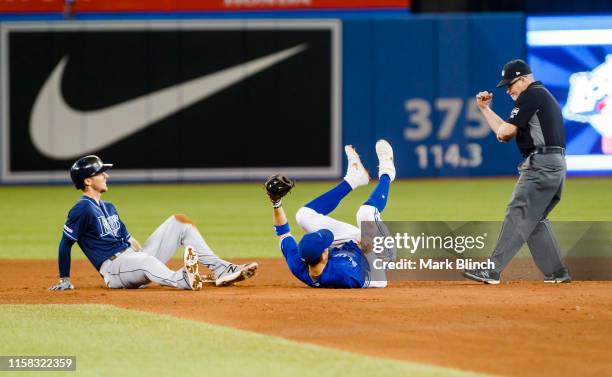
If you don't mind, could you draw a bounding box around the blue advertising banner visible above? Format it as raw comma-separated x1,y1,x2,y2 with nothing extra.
0,13,525,183
342,14,525,178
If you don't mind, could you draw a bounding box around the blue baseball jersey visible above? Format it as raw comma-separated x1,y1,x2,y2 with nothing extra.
279,230,369,288
62,196,131,270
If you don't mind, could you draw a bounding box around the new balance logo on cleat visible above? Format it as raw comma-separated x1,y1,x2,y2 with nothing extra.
226,265,239,274
215,262,259,287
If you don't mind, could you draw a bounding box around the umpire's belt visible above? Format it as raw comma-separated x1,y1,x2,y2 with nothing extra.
531,146,565,155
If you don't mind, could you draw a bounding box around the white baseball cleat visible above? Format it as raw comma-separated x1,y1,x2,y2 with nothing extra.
375,139,395,181
215,262,258,287
344,145,370,189
183,246,203,291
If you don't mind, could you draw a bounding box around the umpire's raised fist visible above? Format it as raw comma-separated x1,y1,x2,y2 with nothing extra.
476,91,492,110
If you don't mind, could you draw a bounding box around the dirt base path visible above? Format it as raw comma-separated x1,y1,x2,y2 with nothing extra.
1,259,611,377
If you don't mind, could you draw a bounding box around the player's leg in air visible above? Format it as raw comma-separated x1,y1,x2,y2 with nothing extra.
294,143,369,248
295,139,396,288
266,139,396,288
355,139,396,287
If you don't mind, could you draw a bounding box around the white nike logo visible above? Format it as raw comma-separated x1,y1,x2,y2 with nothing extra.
30,44,308,159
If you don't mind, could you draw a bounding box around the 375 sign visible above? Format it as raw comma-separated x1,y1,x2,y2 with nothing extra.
403,97,490,170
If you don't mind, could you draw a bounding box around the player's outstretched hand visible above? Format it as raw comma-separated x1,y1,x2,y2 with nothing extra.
264,174,295,208
48,278,75,291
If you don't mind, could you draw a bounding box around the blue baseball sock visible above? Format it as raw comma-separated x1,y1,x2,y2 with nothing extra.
364,174,391,212
305,180,353,215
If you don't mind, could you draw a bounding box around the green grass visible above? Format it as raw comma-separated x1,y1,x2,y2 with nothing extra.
1,179,608,377
0,177,610,260
0,304,484,377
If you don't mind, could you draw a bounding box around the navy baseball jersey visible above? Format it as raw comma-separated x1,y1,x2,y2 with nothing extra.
279,231,368,288
62,196,131,270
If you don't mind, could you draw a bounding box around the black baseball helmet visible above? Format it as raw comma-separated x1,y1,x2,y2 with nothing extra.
70,155,113,190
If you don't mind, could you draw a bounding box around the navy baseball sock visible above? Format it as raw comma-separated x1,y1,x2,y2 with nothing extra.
364,174,391,212
305,180,352,215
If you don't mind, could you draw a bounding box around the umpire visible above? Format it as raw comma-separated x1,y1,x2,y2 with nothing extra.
463,59,571,284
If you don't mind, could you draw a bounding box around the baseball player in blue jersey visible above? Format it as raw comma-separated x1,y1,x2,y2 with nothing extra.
48,155,258,291
265,140,396,288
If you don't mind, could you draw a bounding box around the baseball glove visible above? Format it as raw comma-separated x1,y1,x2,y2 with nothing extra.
264,174,295,208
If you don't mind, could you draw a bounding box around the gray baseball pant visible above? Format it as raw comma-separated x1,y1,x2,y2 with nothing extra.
100,215,231,289
490,153,567,276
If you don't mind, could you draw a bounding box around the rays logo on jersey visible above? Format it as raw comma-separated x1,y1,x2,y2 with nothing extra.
563,54,612,154
98,215,121,237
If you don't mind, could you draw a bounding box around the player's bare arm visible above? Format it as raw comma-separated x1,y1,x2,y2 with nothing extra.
273,206,288,228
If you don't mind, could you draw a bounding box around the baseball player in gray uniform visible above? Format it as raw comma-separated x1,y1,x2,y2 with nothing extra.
49,155,258,291
463,59,571,284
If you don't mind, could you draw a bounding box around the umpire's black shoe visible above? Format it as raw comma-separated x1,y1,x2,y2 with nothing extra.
544,267,572,284
462,269,500,285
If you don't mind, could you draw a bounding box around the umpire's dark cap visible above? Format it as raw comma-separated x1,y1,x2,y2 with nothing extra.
299,229,334,265
70,155,113,190
496,59,532,88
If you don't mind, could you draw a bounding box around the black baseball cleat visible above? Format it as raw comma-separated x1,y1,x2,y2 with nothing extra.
462,269,500,285
544,267,572,284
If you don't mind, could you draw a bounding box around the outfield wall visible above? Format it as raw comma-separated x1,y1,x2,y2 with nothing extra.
0,13,524,184
342,14,524,178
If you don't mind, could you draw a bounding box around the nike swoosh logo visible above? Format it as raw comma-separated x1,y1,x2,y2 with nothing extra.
30,44,308,159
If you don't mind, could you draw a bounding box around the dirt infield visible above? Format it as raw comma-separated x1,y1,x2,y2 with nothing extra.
1,259,611,377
